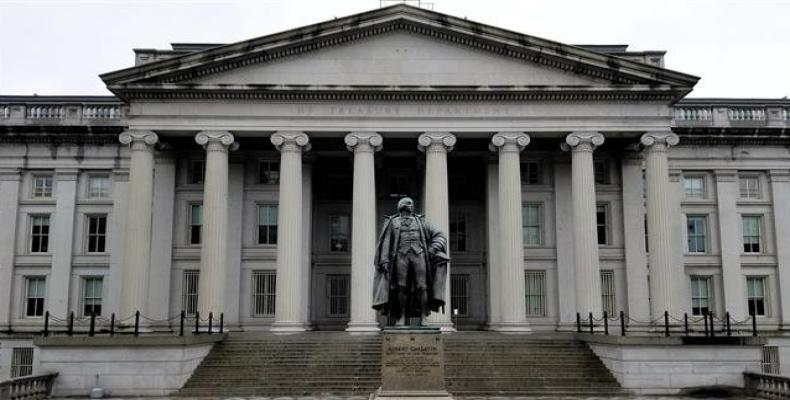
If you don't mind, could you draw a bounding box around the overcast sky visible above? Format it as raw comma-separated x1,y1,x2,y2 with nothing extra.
0,0,788,98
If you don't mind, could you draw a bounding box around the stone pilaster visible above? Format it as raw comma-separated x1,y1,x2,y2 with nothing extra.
118,130,158,319
0,170,21,328
620,155,650,321
641,132,681,317
490,133,531,332
271,132,311,333
195,131,236,322
562,132,604,317
345,132,383,333
769,170,790,328
715,169,746,320
418,132,455,330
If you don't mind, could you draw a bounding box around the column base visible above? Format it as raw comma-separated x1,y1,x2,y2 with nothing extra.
491,322,532,334
346,321,381,334
270,321,309,334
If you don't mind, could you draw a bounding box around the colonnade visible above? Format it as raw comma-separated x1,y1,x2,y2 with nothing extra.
117,130,679,332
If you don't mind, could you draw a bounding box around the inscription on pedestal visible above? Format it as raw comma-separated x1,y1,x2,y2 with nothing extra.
379,331,449,397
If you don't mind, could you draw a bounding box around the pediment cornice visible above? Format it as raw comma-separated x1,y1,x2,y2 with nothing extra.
101,5,699,101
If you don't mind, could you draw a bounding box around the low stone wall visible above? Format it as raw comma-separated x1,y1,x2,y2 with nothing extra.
584,335,764,395
33,335,223,397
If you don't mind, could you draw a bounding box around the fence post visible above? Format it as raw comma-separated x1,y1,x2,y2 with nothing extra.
576,313,581,333
68,312,74,336
664,311,669,337
752,312,758,337
220,313,224,334
603,311,609,335
709,311,715,338
179,311,185,337
134,311,140,337
208,312,213,335
684,313,689,336
588,312,594,334
89,314,96,337
726,312,732,337
43,311,49,337
195,311,200,335
110,313,115,336
703,313,709,337
619,311,625,336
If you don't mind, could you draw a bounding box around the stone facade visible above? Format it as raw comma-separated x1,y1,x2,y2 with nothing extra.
0,3,789,360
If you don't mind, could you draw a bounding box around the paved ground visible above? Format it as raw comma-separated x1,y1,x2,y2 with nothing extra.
53,397,761,400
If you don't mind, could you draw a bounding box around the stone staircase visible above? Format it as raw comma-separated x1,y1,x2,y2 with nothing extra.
444,332,622,397
177,331,622,397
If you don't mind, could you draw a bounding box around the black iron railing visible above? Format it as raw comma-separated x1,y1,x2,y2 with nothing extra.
36,310,224,337
576,310,762,337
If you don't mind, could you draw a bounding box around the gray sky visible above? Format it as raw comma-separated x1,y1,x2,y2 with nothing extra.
1,0,788,98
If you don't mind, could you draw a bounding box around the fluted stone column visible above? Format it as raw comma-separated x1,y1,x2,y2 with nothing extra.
345,132,383,333
118,130,158,319
641,132,681,317
490,133,531,332
418,132,455,330
271,132,311,332
195,131,235,323
486,161,502,329
562,132,604,317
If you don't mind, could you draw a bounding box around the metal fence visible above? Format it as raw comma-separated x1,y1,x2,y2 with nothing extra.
37,310,225,337
576,310,762,337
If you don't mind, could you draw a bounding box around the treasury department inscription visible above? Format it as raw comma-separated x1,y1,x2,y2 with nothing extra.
380,332,446,392
295,104,518,117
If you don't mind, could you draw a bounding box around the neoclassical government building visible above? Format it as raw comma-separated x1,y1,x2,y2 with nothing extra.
1,4,790,343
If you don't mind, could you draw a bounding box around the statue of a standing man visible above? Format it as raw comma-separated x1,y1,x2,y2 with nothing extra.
372,197,450,326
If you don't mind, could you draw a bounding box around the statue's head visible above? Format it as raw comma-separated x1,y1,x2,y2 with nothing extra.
397,197,415,213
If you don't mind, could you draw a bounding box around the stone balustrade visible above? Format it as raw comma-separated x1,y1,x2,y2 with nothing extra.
728,107,766,121
674,106,712,121
0,373,58,400
0,97,124,126
744,371,790,399
673,99,790,129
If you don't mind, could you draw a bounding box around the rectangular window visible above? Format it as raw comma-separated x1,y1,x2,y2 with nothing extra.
25,277,46,317
690,276,711,316
684,175,706,199
258,160,280,185
520,161,541,185
449,212,467,252
190,204,202,245
743,215,762,253
522,204,542,246
762,346,780,374
739,175,761,199
525,271,546,317
450,274,470,317
87,175,110,198
82,277,103,317
686,215,707,253
252,271,276,317
30,215,50,253
10,348,34,378
327,274,350,317
182,270,199,315
594,160,609,184
747,277,766,316
596,205,608,245
87,215,107,253
257,205,278,245
189,160,205,184
32,175,53,198
601,270,616,316
329,215,350,252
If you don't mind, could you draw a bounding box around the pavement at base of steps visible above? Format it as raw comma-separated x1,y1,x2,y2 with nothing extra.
51,396,762,400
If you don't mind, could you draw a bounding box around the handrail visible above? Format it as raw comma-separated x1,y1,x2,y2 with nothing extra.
0,373,58,400
744,371,790,399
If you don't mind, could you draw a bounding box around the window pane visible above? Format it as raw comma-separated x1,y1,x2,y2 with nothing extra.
88,176,110,198
25,277,45,317
522,205,542,246
182,271,199,315
327,274,350,317
525,271,546,317
684,176,705,199
601,271,616,316
330,215,350,252
596,205,607,245
190,160,205,184
32,175,53,198
257,205,278,245
687,216,707,253
259,161,280,184
450,213,467,252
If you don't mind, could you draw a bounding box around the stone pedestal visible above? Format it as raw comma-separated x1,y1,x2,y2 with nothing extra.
376,329,452,400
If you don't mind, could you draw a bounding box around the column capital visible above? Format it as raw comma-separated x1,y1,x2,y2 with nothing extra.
418,132,456,153
561,132,604,152
640,131,679,150
271,131,311,152
196,131,238,151
119,130,158,148
344,132,383,153
489,132,530,153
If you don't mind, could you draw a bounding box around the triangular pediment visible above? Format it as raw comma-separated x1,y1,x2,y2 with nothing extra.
192,31,610,87
101,4,698,100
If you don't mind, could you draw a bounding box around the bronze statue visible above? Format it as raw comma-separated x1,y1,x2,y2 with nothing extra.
372,197,449,326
